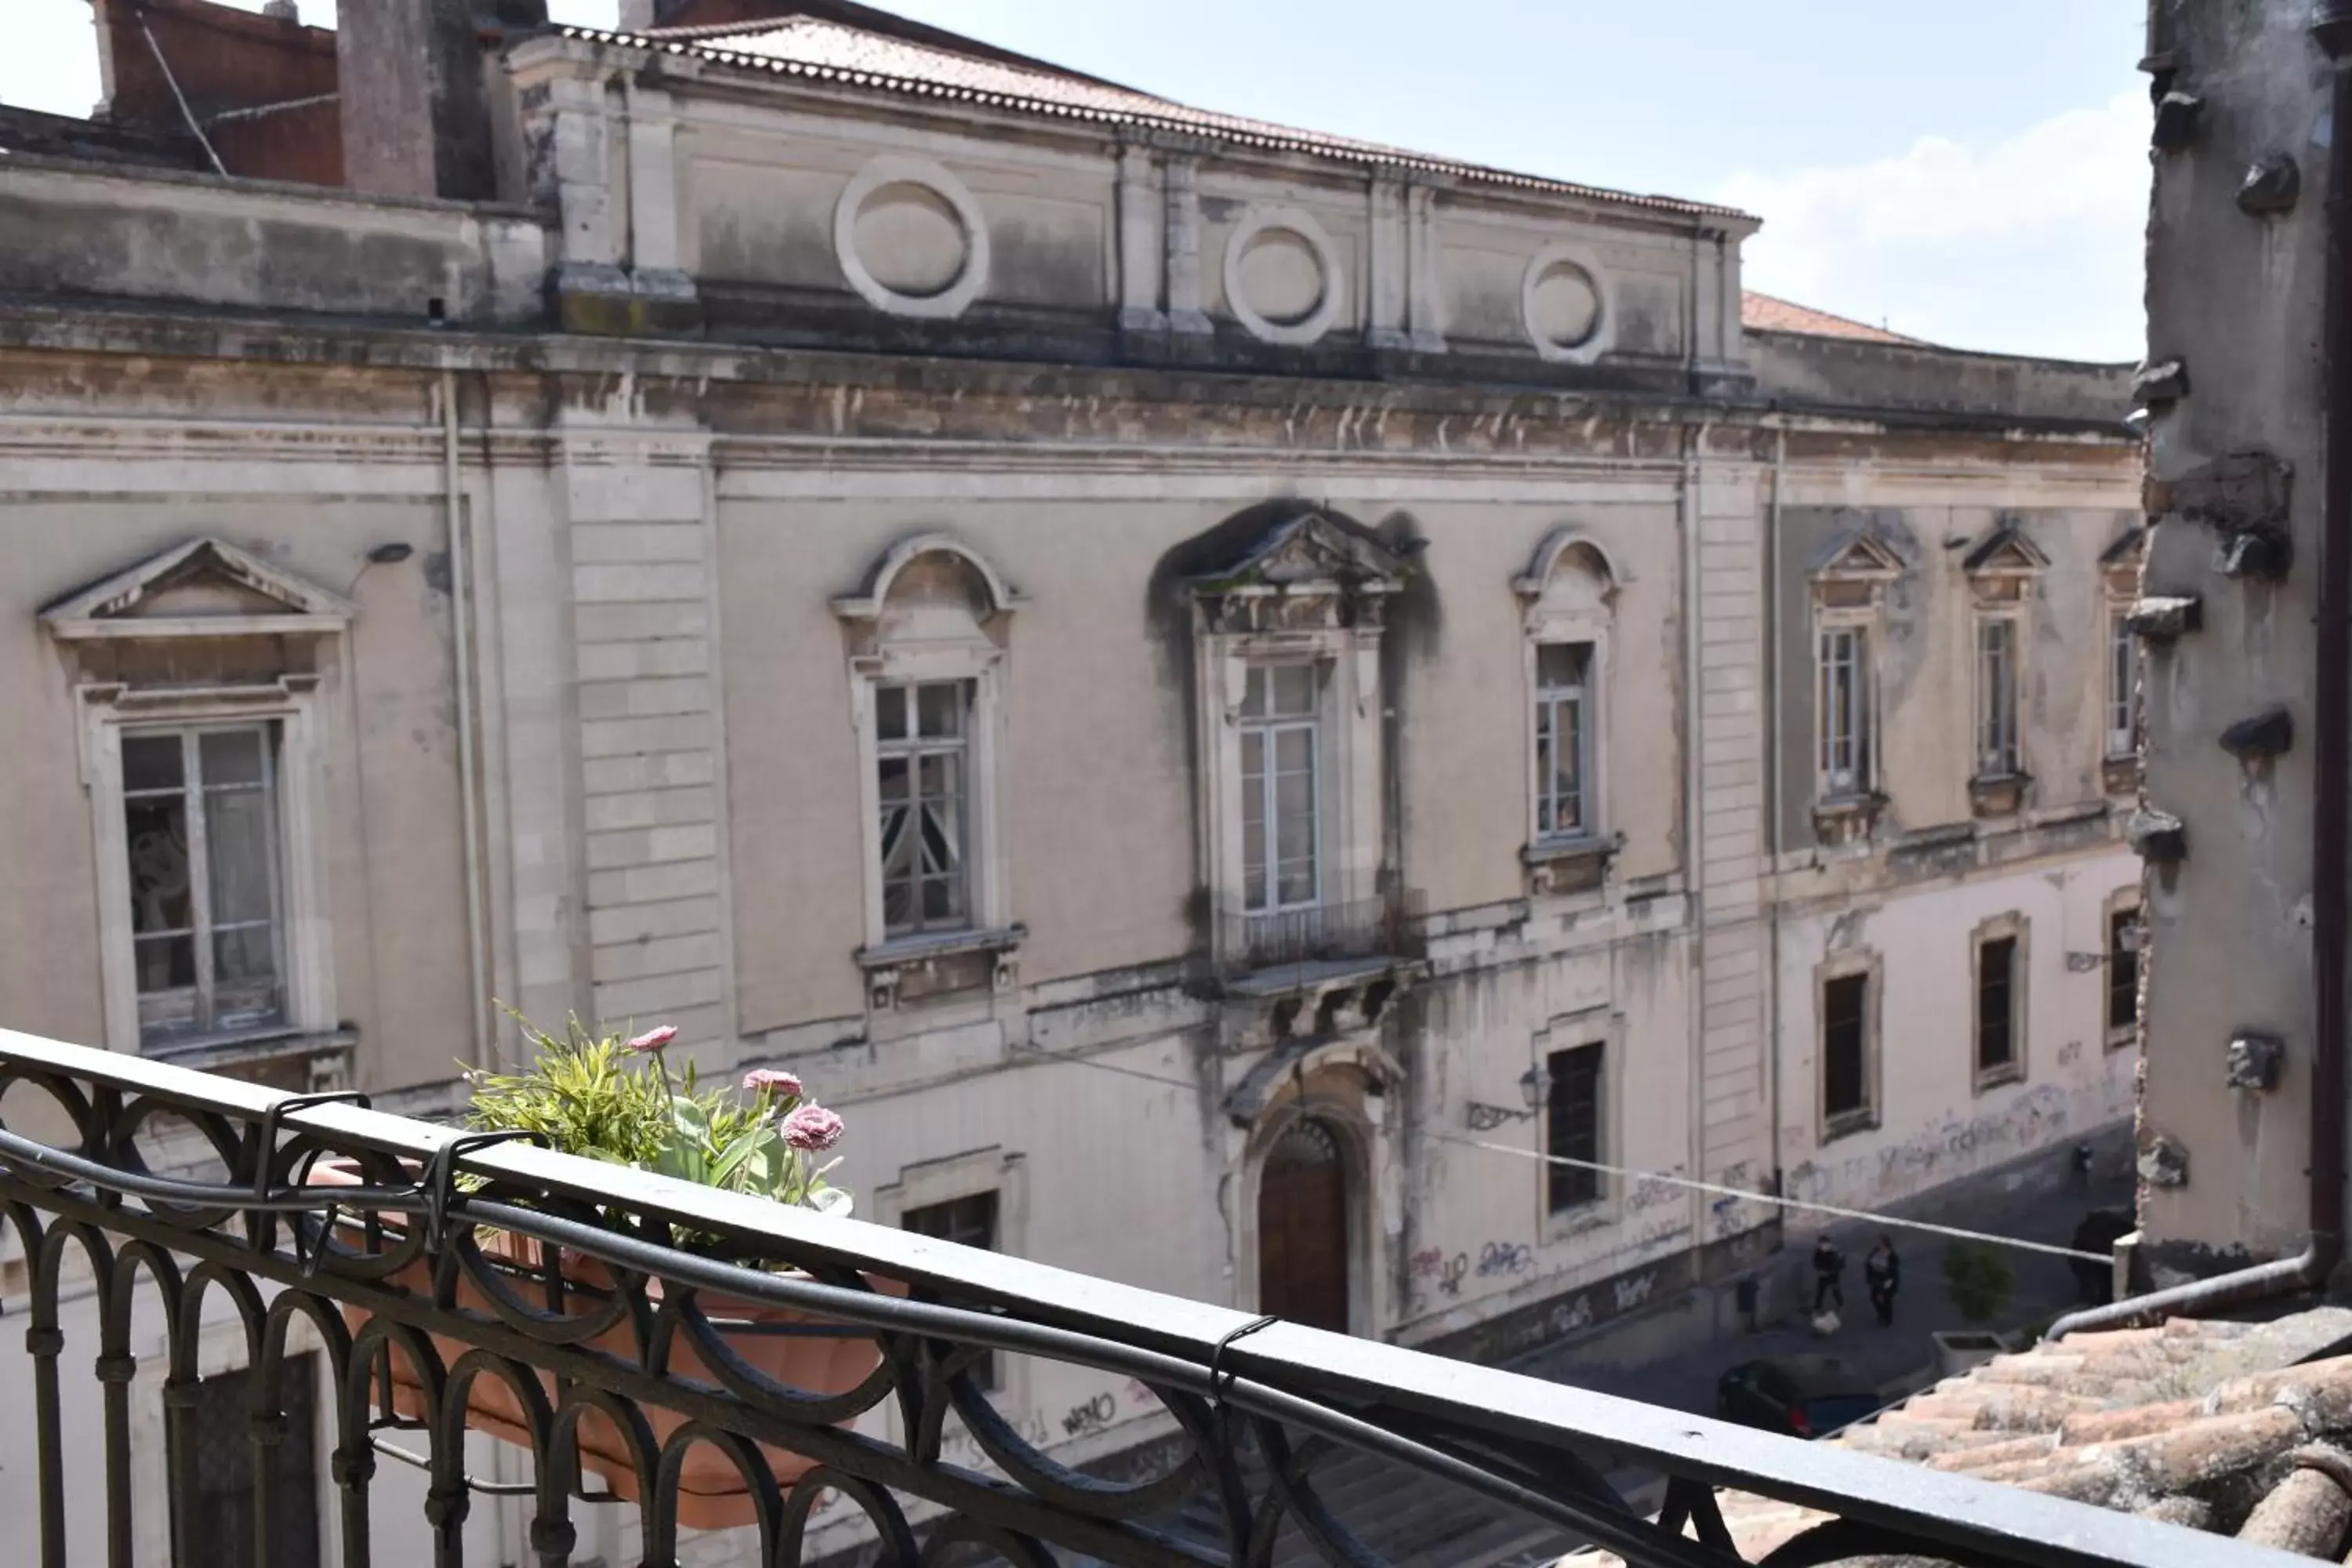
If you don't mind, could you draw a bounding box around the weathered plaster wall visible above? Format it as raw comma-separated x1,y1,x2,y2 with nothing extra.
1774,851,2139,1216
2135,0,2333,1270
1772,504,2139,848
0,158,550,324
0,487,475,1092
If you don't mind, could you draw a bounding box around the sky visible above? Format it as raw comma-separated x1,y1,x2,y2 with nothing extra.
2,1,2149,361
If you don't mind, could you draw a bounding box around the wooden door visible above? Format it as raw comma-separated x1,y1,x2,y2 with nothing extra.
1258,1119,1350,1331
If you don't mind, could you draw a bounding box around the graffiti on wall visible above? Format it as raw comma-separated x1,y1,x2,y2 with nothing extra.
1785,1082,2071,1207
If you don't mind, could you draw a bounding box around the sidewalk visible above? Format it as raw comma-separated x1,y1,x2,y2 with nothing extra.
1514,1156,2136,1423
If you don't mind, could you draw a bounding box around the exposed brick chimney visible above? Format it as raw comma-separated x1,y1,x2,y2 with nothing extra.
334,0,495,200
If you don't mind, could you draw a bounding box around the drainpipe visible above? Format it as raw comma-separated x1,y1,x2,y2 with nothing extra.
1764,426,1787,1222
2053,9,2352,1337
442,367,492,1070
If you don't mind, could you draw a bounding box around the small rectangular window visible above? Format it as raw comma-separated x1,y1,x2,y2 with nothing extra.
1534,642,1595,840
2108,909,2141,1037
1240,664,1319,915
2107,612,2136,760
1976,935,2019,1079
902,1192,1001,1388
123,724,286,1048
178,1356,320,1568
877,681,973,937
1817,627,1871,797
1822,971,1870,1126
1544,1043,1604,1214
1977,619,2020,777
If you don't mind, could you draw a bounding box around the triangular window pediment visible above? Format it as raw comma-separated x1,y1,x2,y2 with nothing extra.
1194,510,1406,597
1962,524,2051,576
1811,531,1904,582
2100,524,2147,566
40,537,354,642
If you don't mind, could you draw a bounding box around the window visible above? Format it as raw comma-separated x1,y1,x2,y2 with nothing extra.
1544,1043,1604,1214
903,1191,1000,1388
1534,643,1595,840
1240,664,1320,914
122,725,285,1048
179,1357,320,1568
2107,612,2136,760
1822,971,1871,1129
876,681,972,937
1976,618,2020,777
1817,626,1871,797
2108,907,2142,1039
1976,935,2020,1082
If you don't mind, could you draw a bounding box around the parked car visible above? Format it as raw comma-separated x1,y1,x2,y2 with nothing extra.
1715,1354,1886,1439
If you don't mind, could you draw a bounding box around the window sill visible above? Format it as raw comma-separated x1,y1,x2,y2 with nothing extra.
1820,1112,1878,1145
857,925,1025,1010
855,924,1025,971
1542,1200,1617,1245
2106,1025,2140,1053
1521,833,1620,897
143,1026,358,1083
2102,754,2142,797
1973,1063,2025,1095
1968,771,2033,819
1811,793,1882,847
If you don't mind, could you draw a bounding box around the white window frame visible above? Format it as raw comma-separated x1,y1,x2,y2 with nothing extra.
1974,612,2024,779
1196,626,1381,952
834,537,1022,962
1817,950,1882,1141
2107,608,2136,760
871,1147,1030,1428
872,679,978,938
1515,528,1617,857
81,681,337,1057
1969,911,2030,1092
1814,614,1875,800
1531,642,1600,845
850,648,1009,956
1239,663,1323,916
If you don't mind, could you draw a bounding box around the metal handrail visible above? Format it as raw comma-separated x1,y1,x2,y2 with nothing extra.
0,1027,2303,1568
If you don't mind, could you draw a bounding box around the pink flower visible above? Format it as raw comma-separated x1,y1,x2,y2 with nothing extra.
781,1103,845,1152
742,1068,802,1098
625,1025,677,1053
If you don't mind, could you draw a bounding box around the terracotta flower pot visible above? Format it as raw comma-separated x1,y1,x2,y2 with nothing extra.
308,1159,891,1530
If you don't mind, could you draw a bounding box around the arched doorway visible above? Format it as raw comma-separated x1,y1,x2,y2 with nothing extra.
1257,1118,1350,1330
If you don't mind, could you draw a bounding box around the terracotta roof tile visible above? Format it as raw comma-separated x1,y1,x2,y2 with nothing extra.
1555,1307,2352,1568
1740,291,1924,344
565,17,1748,221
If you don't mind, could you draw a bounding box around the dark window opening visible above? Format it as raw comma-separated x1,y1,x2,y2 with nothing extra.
904,1191,1001,1388
1545,1044,1604,1214
178,1356,320,1568
1823,972,1870,1125
1976,935,2018,1076
2108,909,2141,1035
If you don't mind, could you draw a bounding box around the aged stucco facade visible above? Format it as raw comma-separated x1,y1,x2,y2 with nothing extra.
2120,0,2352,1290
0,2,2143,1563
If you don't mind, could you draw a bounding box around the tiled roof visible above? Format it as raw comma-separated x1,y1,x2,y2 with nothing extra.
558,17,1750,222
1742,290,1924,344
1563,1308,2352,1565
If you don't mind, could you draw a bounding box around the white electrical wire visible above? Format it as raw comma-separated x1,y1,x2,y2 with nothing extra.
1008,1040,2115,1265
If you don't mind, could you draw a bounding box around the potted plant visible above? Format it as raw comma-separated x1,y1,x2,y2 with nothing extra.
312,1017,882,1529
1932,1241,2016,1377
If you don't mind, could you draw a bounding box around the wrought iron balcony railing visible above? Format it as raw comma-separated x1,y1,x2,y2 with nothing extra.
1215,891,1422,985
0,1028,2297,1568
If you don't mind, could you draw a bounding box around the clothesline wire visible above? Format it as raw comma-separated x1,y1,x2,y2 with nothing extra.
1007,1040,2115,1265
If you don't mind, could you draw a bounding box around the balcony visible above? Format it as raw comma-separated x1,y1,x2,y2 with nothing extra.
1215,891,1423,992
0,1028,2277,1568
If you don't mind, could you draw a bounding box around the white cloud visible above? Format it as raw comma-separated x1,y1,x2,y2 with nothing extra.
1714,90,2147,362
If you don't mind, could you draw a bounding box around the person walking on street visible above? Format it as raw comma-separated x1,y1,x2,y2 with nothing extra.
1812,1234,1846,1314
1865,1234,1901,1327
